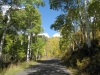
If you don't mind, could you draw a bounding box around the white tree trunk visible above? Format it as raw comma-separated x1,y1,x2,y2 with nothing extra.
75,40,81,49
29,47,31,59
29,36,32,60
78,2,87,43
0,14,10,67
72,22,81,49
72,43,74,51
84,0,91,48
27,33,31,62
0,29,6,67
36,48,39,61
71,42,75,51
44,49,46,56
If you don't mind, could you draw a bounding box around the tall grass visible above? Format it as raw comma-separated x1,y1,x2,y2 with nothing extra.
0,61,37,75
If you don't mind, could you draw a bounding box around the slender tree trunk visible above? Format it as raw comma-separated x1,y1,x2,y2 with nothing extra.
0,28,7,68
11,38,14,64
0,14,10,68
72,43,74,51
72,21,81,49
76,39,81,49
83,24,87,43
71,42,75,51
27,33,31,62
29,34,32,60
84,0,91,48
36,48,39,61
44,48,47,57
77,1,87,43
79,9,86,43
92,25,95,40
92,14,96,40
29,48,31,60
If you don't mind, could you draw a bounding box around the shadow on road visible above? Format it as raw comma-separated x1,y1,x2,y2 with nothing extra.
26,58,71,75
16,58,71,75
37,58,63,65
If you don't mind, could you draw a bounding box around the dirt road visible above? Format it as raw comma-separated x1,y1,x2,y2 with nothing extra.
16,58,71,75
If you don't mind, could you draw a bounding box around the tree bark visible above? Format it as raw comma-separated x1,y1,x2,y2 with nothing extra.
30,34,32,60
0,14,10,68
77,1,86,43
84,0,91,48
27,33,31,62
92,14,96,40
72,21,81,49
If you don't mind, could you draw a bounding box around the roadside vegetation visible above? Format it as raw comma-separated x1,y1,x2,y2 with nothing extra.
50,0,100,75
0,0,46,74
0,0,100,75
0,61,37,75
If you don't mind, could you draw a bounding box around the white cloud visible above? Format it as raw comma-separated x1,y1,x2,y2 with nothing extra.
38,33,50,38
53,33,62,37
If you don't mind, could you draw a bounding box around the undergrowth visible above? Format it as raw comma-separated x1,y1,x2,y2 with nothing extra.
0,61,37,75
62,39,100,75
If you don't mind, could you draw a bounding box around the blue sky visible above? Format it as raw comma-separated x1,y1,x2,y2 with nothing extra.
38,0,63,37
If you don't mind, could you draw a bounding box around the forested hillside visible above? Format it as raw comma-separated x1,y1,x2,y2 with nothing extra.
50,0,100,75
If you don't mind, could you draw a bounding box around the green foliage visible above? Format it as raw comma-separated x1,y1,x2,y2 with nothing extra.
3,35,12,53
49,0,100,74
50,14,66,31
62,39,100,75
17,48,26,61
10,9,26,31
45,37,60,57
24,4,42,34
49,0,77,11
22,0,45,7
76,57,90,70
30,36,46,60
0,0,45,71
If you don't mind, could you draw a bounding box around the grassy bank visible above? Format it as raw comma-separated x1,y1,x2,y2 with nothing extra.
0,61,37,75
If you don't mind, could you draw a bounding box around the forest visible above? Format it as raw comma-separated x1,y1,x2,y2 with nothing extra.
0,0,100,75
50,0,100,75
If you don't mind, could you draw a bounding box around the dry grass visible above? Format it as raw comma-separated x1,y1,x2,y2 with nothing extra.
0,61,37,75
67,67,78,75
